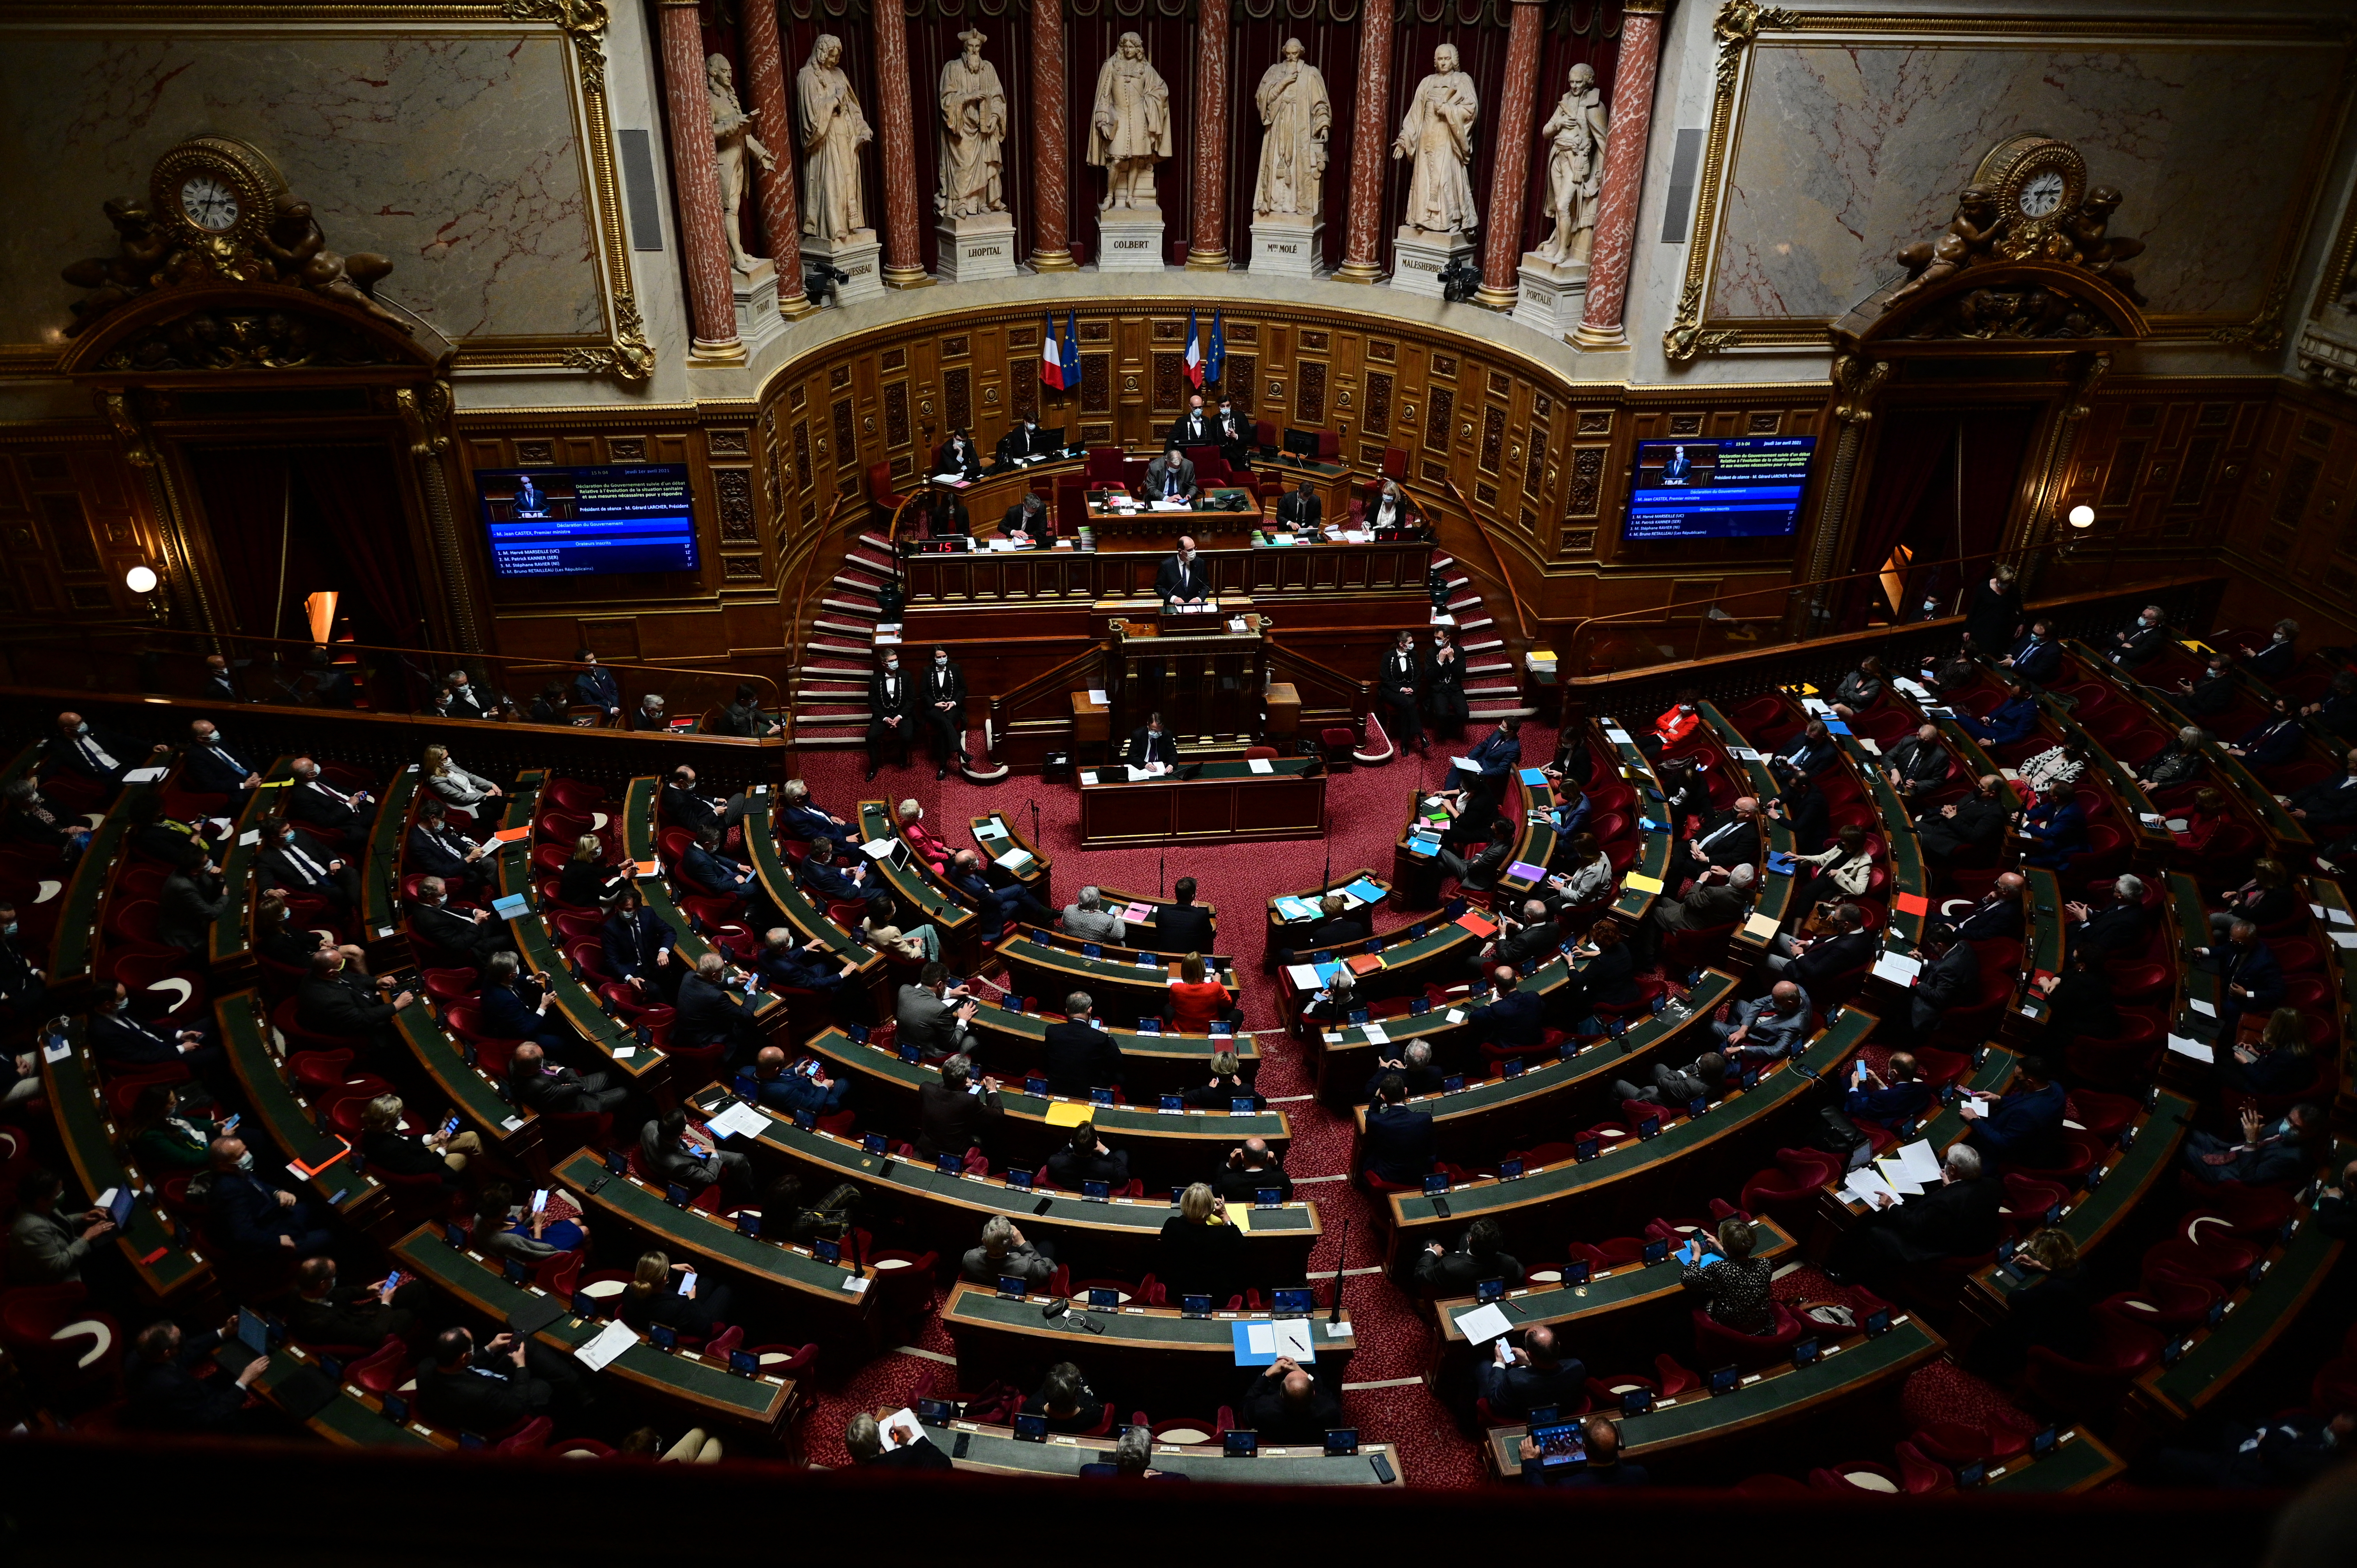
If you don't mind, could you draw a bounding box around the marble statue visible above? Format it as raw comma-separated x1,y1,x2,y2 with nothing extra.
1252,38,1332,219
938,29,1007,217
1533,63,1608,266
1087,32,1172,212
797,34,873,242
1392,44,1479,236
707,53,776,271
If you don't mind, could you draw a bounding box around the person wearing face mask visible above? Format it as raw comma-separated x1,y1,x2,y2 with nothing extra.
156,855,228,955
89,979,227,1088
406,797,495,901
1644,689,1702,758
934,427,982,482
2000,618,2062,686
205,1136,336,1261
1168,393,1213,451
2239,618,2299,682
920,646,968,780
296,946,417,1058
42,710,170,792
178,719,260,798
286,755,378,851
126,793,219,872
1367,476,1415,532
996,415,1056,467
574,648,623,718
631,692,672,731
1001,489,1055,547
1423,625,1468,740
1125,712,1180,774
408,874,517,965
199,652,245,704
1156,535,1212,606
259,815,359,911
2,778,90,860
2108,603,2170,669
0,903,47,1032
1275,477,1322,533
1380,630,1427,756
1143,445,1201,509
1214,397,1249,465
442,669,488,720
866,650,915,781
2175,652,2238,717
1956,680,2039,748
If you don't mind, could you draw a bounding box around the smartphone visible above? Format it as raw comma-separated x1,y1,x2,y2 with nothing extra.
1368,1453,1396,1484
678,1268,696,1300
951,1431,972,1460
381,1269,406,1293
530,1188,549,1214
1430,1197,1452,1220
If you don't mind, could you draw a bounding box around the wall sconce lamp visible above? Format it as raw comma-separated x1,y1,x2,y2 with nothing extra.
2067,504,2096,530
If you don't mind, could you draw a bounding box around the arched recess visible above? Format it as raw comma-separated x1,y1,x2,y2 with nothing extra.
1796,261,2151,634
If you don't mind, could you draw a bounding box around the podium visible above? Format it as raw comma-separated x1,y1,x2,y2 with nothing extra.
1097,595,1269,756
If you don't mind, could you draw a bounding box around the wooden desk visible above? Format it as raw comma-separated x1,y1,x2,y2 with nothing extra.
249,1345,451,1449
207,760,294,976
919,1417,1402,1484
971,809,1054,904
390,999,541,1175
1984,1427,2128,1492
216,990,384,1227
360,762,421,961
1264,867,1386,971
903,536,1431,611
802,1025,1287,1185
51,778,148,987
856,799,981,968
940,1280,1355,1405
1485,1316,1944,1480
1077,756,1324,848
690,1087,1318,1284
1696,702,1799,946
962,999,1259,1094
390,1223,800,1439
997,931,1239,1027
38,1021,212,1304
739,791,889,1015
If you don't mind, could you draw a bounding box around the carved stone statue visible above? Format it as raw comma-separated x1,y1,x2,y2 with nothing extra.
1533,64,1608,266
1392,45,1479,236
797,34,873,243
1886,185,2000,308
1251,38,1331,220
257,194,402,329
938,28,1007,218
1087,32,1171,212
60,199,170,335
708,53,776,271
2067,186,2145,303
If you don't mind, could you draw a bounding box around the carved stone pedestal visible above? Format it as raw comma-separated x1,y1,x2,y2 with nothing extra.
936,211,1021,284
1248,216,1326,278
800,227,885,306
732,258,788,353
1094,207,1167,272
1511,254,1589,336
1386,226,1475,299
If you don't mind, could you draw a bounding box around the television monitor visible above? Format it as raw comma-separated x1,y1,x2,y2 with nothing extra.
476,464,700,577
1622,436,1816,544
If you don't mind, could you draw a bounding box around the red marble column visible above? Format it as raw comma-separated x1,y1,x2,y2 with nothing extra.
1574,0,1666,349
737,0,809,316
1186,0,1233,269
1030,0,1074,269
1474,0,1546,308
873,0,931,287
656,0,742,356
1332,0,1398,283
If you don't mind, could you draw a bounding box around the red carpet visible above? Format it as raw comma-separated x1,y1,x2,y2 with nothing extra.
784,720,1562,1482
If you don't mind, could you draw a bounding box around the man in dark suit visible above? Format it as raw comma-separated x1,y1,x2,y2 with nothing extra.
1999,623,2062,687
1828,1144,2002,1282
1213,396,1249,464
1362,1041,1445,1102
1844,1052,1932,1132
44,710,170,792
1769,719,1837,780
178,719,261,798
1676,796,1763,888
1489,901,1563,970
1466,966,1544,1051
124,1320,267,1433
2175,654,2239,718
89,980,225,1086
919,646,968,780
2021,782,2087,870
1155,536,1212,604
415,1326,585,1433
259,818,358,911
934,429,982,480
1155,877,1215,953
942,850,1053,940
1766,901,1874,994
674,952,763,1063
2063,874,2150,963
478,951,571,1051
661,764,749,843
1167,395,1214,451
1413,1217,1525,1295
1125,713,1180,773
629,693,672,731
296,949,415,1055
1908,921,1982,1040
408,875,515,965
1770,773,1830,855
2108,604,2171,669
1001,490,1054,546
156,864,226,954
866,650,914,781
680,825,755,905
1141,445,1200,505
1361,1074,1436,1186
995,416,1059,466
2239,619,2300,682
1475,1325,1588,1420
1613,1051,1729,1109
1958,682,2041,747
1458,717,1523,824
1648,867,1753,957
1961,1055,2066,1168
441,671,489,722
1042,993,1126,1096
2287,747,2357,833
0,902,48,1028
286,1256,423,1351
2198,917,2286,1035
205,1135,335,1260
1275,478,1321,533
1303,892,1368,951
1210,1138,1292,1203
847,1412,956,1469
916,1052,1002,1162
2181,1103,2324,1187
283,757,375,853
1950,871,2027,943
407,798,493,900
1660,445,1693,481
797,836,892,922
2225,699,2305,769
200,653,246,705
507,1041,629,1115
1919,773,2012,863
1885,724,1951,801
574,650,623,719
749,1043,850,1118
1237,1356,1344,1445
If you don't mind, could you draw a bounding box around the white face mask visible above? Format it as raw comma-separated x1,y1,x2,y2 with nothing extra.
935,656,948,667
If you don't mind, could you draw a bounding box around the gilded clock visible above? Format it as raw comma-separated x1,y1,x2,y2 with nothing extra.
1974,135,2088,260
148,136,288,251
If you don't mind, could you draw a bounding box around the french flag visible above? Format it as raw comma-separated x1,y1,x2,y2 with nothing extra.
1183,308,1205,387
1041,311,1079,390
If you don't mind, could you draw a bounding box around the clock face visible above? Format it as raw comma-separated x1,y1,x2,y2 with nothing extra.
178,174,241,233
2017,170,2066,219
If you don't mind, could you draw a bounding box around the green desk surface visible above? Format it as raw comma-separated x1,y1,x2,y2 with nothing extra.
1698,701,1799,939
2167,872,2224,1024
1488,1316,1944,1472
390,1001,534,1160
38,1023,212,1301
251,1346,448,1449
1006,924,1239,975
216,990,381,1218
1597,725,1673,925
1846,742,1929,950
620,776,747,978
922,1420,1400,1484
361,764,422,942
857,800,978,935
51,779,150,984
1982,1426,2126,1492
970,811,1052,893
689,1087,1319,1257
1972,1088,2190,1307
1079,756,1318,786
803,1026,1289,1150
1280,891,1481,999
1433,1217,1797,1347
1499,776,1562,900
1387,1007,1877,1240
997,934,1237,997
390,1223,795,1429
740,794,883,977
208,760,295,969
2012,869,2066,1024
942,1278,1358,1359
551,1150,879,1312
963,999,1258,1076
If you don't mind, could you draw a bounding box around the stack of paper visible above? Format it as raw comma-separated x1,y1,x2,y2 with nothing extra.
1121,902,1154,922
2166,1034,2214,1063
706,1100,770,1141
1838,1165,1900,1208
1232,1317,1317,1365
1451,1302,1514,1345
1248,758,1275,775
574,1319,639,1372
1871,950,1922,985
1360,1022,1389,1045
859,837,898,861
1603,726,1634,745
995,847,1034,873
1273,896,1320,922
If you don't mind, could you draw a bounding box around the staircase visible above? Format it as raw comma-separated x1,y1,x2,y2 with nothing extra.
1435,550,1532,721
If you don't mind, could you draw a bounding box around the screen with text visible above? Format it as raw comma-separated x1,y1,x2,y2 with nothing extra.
1622,436,1816,543
477,465,700,577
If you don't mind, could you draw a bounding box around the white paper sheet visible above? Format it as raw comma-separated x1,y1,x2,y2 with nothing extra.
1873,1157,1925,1197
1450,755,1482,773
122,765,168,784
859,836,897,860
2166,1034,2214,1063
574,1319,639,1372
1871,950,1922,985
1360,1023,1389,1045
1894,1139,1943,1183
876,1407,923,1448
1452,1302,1514,1345
2189,998,2217,1017
1285,964,1322,989
1272,1318,1315,1360
706,1101,769,1141
1248,758,1274,775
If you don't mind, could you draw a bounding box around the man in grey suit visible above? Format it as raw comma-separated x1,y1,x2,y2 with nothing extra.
1611,1051,1729,1109
1713,981,1813,1062
897,962,977,1057
5,1169,113,1286
1644,864,1753,961
1141,445,1200,505
1060,886,1127,943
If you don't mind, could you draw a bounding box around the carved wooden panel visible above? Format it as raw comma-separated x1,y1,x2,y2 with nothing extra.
1297,362,1327,426
1008,325,1037,350
2171,435,2219,508
714,470,756,542
942,336,969,358
2103,440,2150,509
1081,319,1112,343
883,382,911,449
708,428,747,456
1668,413,1703,436
829,365,851,391
793,421,813,492
1358,441,1388,468
1364,371,1392,436
722,554,763,580
1424,387,1454,453
1479,405,1505,474
945,368,972,436
1367,338,1394,363
515,439,554,464
1568,447,1605,517
1013,371,1039,423
1153,353,1184,411
1225,320,1258,343
1564,526,1597,554
1082,355,1111,413
1419,459,1451,484
881,347,907,371
1153,319,1186,341
790,383,807,409
1300,330,1329,351
1430,353,1457,380
1577,410,1610,435
831,399,857,465
1532,391,1551,419
1525,426,1548,499
607,436,645,461
1476,480,1499,509
1225,355,1256,412
1487,370,1510,399
1747,410,1782,434
1081,422,1113,445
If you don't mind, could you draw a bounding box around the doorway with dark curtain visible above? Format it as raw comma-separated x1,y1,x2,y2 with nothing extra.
1839,406,2041,632
184,442,433,708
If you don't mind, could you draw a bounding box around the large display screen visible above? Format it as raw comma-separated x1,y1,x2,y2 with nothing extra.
476,464,700,577
1622,436,1816,543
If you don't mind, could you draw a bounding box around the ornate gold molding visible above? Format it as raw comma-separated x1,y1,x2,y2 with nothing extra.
1827,353,1889,423
1663,1,1790,363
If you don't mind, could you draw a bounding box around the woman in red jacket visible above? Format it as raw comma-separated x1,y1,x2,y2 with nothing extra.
1649,687,1703,755
2171,786,2232,854
896,799,952,874
1166,952,1235,1033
